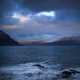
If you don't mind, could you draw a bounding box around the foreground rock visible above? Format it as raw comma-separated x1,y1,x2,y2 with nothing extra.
0,63,80,80
57,69,80,79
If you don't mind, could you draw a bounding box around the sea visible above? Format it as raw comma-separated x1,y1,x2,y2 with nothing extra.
0,46,80,80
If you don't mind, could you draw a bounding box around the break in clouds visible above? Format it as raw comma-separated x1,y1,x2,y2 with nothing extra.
0,0,80,42
1,10,80,42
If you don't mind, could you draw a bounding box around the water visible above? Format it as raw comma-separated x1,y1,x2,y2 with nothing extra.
0,46,80,80
0,46,80,66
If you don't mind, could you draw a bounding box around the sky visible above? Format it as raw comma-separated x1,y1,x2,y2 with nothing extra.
0,0,80,42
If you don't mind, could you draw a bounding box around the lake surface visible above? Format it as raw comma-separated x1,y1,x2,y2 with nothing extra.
0,46,80,80
0,46,80,66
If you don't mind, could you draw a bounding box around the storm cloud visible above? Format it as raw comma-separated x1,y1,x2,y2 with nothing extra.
1,10,80,42
0,0,80,42
20,0,80,11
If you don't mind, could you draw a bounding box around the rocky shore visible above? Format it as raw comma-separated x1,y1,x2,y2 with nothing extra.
0,62,80,80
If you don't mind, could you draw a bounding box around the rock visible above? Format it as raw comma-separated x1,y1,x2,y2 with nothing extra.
61,70,72,78
70,69,80,74
32,64,46,69
58,69,80,79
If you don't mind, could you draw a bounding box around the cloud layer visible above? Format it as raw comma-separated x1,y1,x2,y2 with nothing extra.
1,10,80,42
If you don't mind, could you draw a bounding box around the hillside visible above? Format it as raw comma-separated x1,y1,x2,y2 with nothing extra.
0,31,18,45
45,36,80,45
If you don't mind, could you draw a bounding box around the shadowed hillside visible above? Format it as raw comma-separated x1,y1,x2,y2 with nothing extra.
0,31,18,45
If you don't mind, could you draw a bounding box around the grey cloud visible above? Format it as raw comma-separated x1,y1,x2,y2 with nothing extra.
21,0,80,11
1,10,80,41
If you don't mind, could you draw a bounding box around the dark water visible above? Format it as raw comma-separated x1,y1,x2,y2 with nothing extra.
0,46,80,66
0,46,80,80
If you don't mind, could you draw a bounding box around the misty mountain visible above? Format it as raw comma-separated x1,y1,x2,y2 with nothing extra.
45,36,80,45
0,31,80,45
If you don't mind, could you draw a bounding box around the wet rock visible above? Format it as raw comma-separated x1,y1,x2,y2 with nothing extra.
58,69,80,79
70,69,80,74
61,70,72,78
32,64,46,69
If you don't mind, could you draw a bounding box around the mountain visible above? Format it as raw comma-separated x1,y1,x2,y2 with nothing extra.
17,36,80,45
1,32,79,45
0,31,18,45
18,40,48,45
16,36,80,45
45,36,80,45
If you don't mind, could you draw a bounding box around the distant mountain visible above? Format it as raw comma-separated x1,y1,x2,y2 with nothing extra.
1,33,79,45
45,36,80,45
18,40,47,45
17,36,80,45
0,31,18,45
16,36,80,45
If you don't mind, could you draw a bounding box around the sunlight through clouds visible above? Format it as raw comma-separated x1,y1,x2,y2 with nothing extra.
1,10,80,42
36,11,56,17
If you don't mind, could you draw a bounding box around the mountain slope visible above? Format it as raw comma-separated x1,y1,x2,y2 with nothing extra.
45,36,80,45
0,31,18,45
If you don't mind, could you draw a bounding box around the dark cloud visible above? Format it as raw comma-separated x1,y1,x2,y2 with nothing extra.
0,0,80,13
0,0,80,16
0,0,80,42
0,0,21,16
21,0,80,11
0,0,15,11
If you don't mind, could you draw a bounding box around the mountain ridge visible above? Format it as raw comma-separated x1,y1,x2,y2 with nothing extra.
0,31,80,45
0,31,18,45
45,36,80,45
